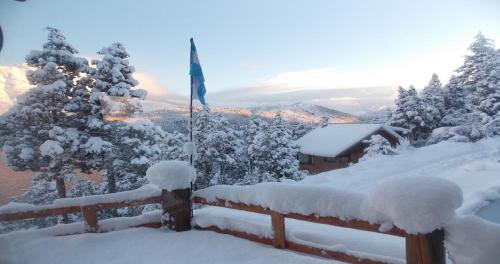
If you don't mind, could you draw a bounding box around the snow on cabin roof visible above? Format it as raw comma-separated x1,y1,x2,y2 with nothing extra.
296,124,402,157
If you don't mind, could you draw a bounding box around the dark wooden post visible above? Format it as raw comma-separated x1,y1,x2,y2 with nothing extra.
161,188,192,231
82,206,99,233
406,229,445,264
271,211,286,249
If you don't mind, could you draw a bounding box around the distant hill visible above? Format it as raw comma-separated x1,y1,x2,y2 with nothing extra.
140,100,358,133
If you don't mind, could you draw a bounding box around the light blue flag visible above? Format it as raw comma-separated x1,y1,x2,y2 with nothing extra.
190,38,206,105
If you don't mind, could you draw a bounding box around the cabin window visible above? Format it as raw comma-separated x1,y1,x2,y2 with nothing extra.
298,153,313,164
338,155,350,163
323,157,335,163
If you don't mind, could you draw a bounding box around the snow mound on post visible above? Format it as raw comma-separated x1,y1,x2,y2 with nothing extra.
367,176,463,234
183,142,195,156
445,215,500,264
146,160,196,191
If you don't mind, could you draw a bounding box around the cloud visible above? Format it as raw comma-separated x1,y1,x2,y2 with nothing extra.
208,42,469,114
133,72,182,102
0,65,181,114
0,65,32,114
240,63,262,70
207,66,407,114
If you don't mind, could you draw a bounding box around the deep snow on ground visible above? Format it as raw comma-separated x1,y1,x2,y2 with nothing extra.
1,138,499,264
301,137,500,218
0,227,341,264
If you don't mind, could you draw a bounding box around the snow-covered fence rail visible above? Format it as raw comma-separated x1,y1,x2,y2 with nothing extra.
192,181,453,264
0,185,163,233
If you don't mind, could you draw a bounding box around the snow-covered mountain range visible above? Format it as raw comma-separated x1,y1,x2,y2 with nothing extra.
140,100,358,132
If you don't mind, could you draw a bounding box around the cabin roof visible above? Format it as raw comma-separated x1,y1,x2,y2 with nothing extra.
296,123,402,157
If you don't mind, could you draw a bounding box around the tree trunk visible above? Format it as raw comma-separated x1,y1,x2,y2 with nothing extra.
107,173,116,193
55,177,69,223
106,173,117,217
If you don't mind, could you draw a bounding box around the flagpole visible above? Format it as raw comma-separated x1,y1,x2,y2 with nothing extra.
189,74,193,165
189,38,194,166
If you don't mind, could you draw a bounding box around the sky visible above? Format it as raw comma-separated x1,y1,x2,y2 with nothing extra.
0,0,499,113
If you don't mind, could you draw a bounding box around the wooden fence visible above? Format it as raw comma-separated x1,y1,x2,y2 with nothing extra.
0,194,162,233
192,196,445,264
0,186,445,264
0,187,192,234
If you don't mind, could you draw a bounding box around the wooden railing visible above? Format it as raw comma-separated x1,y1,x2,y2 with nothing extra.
1,184,445,264
192,196,445,264
0,194,162,233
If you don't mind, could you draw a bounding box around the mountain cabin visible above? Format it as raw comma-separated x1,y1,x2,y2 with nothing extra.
296,124,403,174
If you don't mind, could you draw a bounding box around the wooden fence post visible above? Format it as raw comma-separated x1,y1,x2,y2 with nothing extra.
82,206,99,233
406,229,445,264
271,211,286,249
161,188,192,232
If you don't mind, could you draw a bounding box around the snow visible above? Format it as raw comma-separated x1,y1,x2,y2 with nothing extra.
18,148,34,161
146,160,196,191
195,182,370,221
0,227,340,264
195,177,463,234
445,215,500,264
296,124,402,157
39,140,63,157
183,141,196,156
367,176,463,234
0,185,161,214
0,210,162,237
193,206,406,263
0,202,37,214
300,137,500,219
53,184,161,207
81,137,112,154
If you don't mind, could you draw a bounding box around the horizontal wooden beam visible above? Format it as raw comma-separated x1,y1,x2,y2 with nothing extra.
0,206,82,221
0,195,162,222
193,196,406,237
285,212,407,237
192,197,270,215
195,225,387,264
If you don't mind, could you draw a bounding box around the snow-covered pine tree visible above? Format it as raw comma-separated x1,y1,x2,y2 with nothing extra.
442,74,468,118
162,131,188,161
289,123,312,140
244,112,267,174
103,120,167,194
421,74,445,133
389,87,410,128
361,134,395,161
2,28,90,204
479,49,500,136
91,42,146,100
389,86,426,142
192,107,240,189
440,33,499,140
87,43,161,195
456,33,497,110
248,113,304,182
